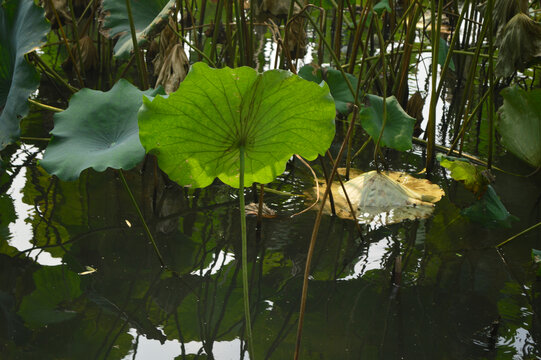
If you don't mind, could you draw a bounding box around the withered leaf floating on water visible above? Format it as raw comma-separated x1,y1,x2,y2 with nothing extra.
306,169,444,225
337,170,444,225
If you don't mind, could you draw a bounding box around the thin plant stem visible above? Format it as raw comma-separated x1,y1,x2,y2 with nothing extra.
425,0,443,174
167,23,217,67
497,221,541,248
30,52,78,93
373,8,387,172
238,146,255,359
257,183,264,227
125,0,149,89
68,0,86,80
487,0,495,169
28,99,64,112
47,0,85,87
209,0,224,63
294,110,357,360
118,169,165,268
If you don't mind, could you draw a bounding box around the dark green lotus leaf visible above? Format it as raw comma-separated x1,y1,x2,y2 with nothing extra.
18,266,82,327
462,185,518,228
497,85,541,168
100,0,175,59
437,154,489,195
41,80,164,181
138,62,336,188
496,13,541,77
0,0,49,149
360,94,416,151
298,65,358,115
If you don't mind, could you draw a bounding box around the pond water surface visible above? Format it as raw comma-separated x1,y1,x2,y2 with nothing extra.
2,7,541,358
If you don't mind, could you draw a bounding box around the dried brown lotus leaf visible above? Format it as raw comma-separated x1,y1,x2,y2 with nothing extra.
496,13,541,77
155,43,189,94
308,169,444,225
245,203,277,218
62,35,98,73
492,0,529,42
41,0,70,25
152,17,180,76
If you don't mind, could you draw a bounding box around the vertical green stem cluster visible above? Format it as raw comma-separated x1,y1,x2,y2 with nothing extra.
125,0,149,89
487,0,495,169
239,146,255,359
425,0,443,173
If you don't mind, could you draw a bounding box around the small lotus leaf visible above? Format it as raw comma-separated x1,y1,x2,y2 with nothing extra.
497,85,541,168
138,62,336,188
0,0,49,149
100,0,175,59
462,185,518,228
41,80,163,181
437,154,489,195
298,65,358,115
359,94,416,151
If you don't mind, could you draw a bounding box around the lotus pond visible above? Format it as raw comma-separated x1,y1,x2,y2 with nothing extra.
1,0,541,359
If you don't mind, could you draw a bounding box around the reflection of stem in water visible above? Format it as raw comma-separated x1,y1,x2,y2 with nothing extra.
119,169,165,268
100,270,163,359
294,108,356,360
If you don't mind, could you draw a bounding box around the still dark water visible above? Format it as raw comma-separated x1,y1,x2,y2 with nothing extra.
1,115,540,359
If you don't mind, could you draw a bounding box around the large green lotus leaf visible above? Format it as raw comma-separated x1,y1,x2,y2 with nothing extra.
138,62,336,188
462,185,518,228
18,266,82,327
0,0,49,149
497,85,541,168
359,94,416,151
100,0,174,59
41,80,163,181
298,65,358,115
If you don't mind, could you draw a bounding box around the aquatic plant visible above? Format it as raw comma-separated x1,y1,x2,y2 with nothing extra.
138,61,336,357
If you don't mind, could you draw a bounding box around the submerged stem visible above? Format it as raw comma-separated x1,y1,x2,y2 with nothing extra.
118,169,165,267
239,146,255,359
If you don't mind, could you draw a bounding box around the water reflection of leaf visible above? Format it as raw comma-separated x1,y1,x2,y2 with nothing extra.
18,266,82,327
462,185,519,228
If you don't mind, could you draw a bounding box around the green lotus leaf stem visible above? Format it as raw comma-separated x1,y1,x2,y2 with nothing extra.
238,146,255,357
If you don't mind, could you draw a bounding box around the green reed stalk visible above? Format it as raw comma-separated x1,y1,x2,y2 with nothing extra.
210,0,224,63
449,12,490,153
487,0,495,169
68,0,86,81
294,108,357,360
373,7,387,173
234,0,246,66
47,0,84,87
238,146,255,359
333,0,344,62
425,0,443,174
125,0,149,89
